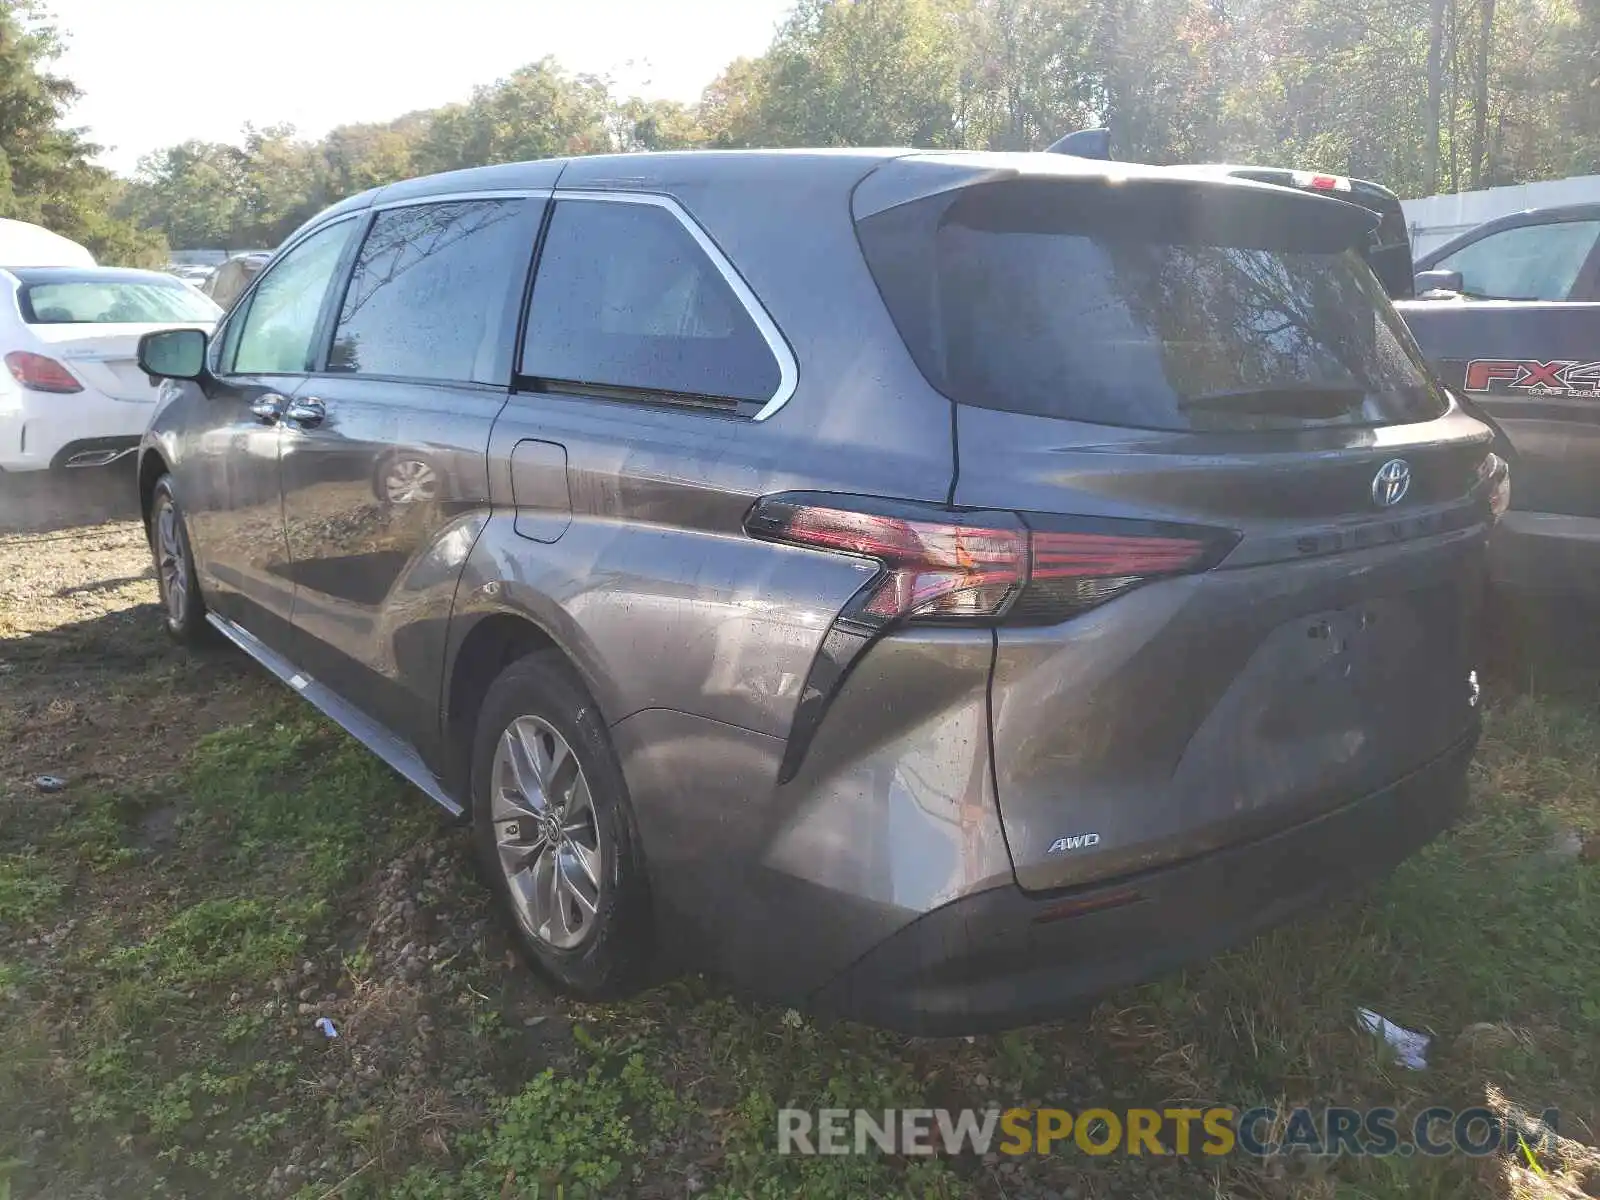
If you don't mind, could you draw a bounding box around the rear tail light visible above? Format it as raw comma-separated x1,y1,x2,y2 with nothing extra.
747,494,1237,783
745,499,1027,627
5,351,82,394
744,494,1237,630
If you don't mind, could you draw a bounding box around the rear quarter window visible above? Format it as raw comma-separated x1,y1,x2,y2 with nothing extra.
520,198,782,407
858,178,1449,433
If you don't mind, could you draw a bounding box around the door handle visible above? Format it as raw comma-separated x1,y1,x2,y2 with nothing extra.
283,396,325,427
250,392,287,424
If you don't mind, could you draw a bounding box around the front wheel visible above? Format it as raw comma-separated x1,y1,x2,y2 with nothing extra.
148,475,209,644
470,651,654,998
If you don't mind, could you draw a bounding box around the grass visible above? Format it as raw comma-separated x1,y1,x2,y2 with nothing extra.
3,633,1599,1198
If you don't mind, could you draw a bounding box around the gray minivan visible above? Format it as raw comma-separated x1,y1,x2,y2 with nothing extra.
135,149,1506,1034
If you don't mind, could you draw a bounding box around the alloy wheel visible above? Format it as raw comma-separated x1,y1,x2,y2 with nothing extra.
384,459,439,504
490,716,603,950
156,502,188,626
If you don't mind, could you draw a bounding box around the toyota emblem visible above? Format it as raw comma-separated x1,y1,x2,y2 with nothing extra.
1371,458,1411,507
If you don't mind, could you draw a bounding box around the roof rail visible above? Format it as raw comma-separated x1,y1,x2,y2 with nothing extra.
1044,129,1113,160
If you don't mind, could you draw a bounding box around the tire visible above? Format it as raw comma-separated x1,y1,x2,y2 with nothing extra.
470,651,653,998
148,474,209,644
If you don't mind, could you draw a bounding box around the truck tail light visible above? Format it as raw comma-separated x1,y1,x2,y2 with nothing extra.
1485,453,1511,521
1292,170,1352,193
5,351,82,394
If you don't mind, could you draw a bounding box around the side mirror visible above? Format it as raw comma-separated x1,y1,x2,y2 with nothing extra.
1414,269,1463,296
139,328,208,380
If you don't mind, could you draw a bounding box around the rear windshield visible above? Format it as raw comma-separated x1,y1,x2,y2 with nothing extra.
19,280,220,325
858,179,1447,432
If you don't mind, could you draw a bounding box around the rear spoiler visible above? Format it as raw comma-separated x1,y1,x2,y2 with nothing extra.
1045,129,1113,160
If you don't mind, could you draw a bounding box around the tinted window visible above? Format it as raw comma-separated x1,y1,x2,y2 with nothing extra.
859,179,1447,432
522,200,780,404
329,200,532,383
20,279,220,324
232,222,354,375
1434,219,1600,301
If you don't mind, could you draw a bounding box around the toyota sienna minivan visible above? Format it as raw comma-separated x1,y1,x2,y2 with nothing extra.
134,149,1508,1034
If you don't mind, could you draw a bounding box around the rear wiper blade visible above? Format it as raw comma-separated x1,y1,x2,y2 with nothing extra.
1178,384,1365,417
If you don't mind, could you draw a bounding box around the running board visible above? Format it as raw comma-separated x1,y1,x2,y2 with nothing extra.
205,613,465,818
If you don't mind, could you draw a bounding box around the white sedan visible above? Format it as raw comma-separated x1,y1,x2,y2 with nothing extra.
0,267,222,471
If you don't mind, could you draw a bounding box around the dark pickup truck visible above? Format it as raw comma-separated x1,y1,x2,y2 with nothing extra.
1399,203,1600,606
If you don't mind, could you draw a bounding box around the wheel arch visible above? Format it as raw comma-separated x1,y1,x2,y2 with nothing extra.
442,609,602,796
137,447,170,529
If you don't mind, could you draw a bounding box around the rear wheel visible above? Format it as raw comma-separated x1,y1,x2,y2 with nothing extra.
148,475,208,644
470,651,653,998
374,453,440,505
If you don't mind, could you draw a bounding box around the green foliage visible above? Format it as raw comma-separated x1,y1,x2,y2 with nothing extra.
109,0,1600,255
0,851,64,926
184,709,431,888
390,1054,674,1198
0,1,166,264
102,896,311,990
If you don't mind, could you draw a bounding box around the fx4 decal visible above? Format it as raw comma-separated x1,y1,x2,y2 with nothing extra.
1464,359,1600,398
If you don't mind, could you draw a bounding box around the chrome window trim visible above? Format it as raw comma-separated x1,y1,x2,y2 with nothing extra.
370,188,554,210
551,189,798,421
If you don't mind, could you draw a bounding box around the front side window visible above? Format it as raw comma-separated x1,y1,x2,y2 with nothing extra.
231,221,355,375
1433,220,1600,301
328,199,533,383
521,199,781,404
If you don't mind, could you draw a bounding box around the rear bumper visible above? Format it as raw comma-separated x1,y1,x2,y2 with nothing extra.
0,400,151,472
1489,511,1600,598
48,435,141,470
812,728,1476,1036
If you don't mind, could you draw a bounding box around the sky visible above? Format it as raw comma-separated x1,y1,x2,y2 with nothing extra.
49,0,794,175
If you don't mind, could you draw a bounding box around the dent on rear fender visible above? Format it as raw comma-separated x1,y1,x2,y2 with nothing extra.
611,631,1012,999
763,631,1012,911
454,508,877,735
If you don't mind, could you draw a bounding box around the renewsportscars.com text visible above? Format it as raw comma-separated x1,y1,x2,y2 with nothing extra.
777,1106,1561,1158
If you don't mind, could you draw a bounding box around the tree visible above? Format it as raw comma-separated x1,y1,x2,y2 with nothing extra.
412,59,613,174
615,98,705,151
236,125,325,247
698,58,773,147
321,121,416,197
116,0,1600,252
752,0,966,147
1425,0,1447,192
123,141,248,250
0,1,165,264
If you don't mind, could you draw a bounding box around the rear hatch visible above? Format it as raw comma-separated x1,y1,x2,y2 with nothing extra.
1202,166,1415,299
854,159,1500,893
